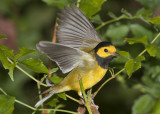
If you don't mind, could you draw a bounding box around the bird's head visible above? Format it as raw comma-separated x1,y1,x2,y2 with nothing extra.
95,42,119,69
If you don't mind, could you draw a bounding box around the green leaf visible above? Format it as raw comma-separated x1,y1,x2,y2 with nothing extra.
136,0,160,8
8,64,15,81
108,12,117,19
146,44,159,57
125,56,145,77
49,68,59,74
132,94,155,114
91,15,103,24
57,93,66,100
42,0,68,9
149,16,160,24
118,51,130,59
125,36,148,45
106,23,129,45
15,47,36,60
135,8,152,20
152,100,160,114
0,48,15,81
135,56,145,62
79,0,105,18
130,24,154,39
0,95,15,114
125,59,134,76
19,58,49,73
47,97,59,107
48,75,63,84
0,48,11,70
0,45,15,60
0,34,7,39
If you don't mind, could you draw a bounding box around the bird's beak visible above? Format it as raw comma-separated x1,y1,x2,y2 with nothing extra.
111,52,120,56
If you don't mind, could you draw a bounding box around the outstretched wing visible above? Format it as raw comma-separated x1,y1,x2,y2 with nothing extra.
57,4,101,51
37,41,94,73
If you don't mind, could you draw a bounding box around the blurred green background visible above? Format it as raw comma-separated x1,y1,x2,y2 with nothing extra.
0,0,160,114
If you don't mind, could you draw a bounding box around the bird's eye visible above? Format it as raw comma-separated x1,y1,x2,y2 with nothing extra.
104,49,108,52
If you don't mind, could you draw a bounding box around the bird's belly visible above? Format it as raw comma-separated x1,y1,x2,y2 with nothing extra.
62,65,107,94
82,66,107,90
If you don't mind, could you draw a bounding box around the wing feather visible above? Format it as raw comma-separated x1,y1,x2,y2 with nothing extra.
57,4,101,51
37,41,94,73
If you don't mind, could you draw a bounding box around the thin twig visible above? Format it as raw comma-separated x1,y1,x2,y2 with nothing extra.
0,88,7,95
15,99,36,110
37,77,43,108
96,16,137,30
0,88,36,110
52,25,57,43
37,109,78,114
65,94,82,105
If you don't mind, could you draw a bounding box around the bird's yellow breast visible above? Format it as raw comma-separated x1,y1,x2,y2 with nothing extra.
58,61,107,95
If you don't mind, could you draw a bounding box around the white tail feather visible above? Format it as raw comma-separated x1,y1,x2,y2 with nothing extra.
35,92,55,107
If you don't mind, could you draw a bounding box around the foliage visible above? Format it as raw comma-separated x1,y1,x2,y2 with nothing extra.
0,95,15,114
0,0,160,114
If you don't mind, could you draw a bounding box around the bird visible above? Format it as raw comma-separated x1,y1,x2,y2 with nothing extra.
35,4,119,107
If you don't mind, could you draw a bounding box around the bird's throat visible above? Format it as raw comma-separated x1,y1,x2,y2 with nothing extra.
95,54,113,69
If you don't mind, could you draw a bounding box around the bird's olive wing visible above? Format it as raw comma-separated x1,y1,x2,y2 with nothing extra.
57,4,101,52
37,41,94,74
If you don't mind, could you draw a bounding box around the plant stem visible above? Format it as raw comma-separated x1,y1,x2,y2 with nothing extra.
0,87,77,114
151,32,160,44
96,16,137,30
65,94,82,105
78,74,92,114
15,99,36,110
7,58,47,87
94,32,160,97
36,77,43,108
138,49,147,57
16,65,47,87
37,109,78,114
0,88,36,110
0,88,7,95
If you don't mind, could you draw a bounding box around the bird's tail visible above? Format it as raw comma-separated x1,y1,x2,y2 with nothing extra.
34,85,59,107
34,91,55,107
34,84,69,107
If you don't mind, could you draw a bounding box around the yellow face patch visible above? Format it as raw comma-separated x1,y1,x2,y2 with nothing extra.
96,45,116,58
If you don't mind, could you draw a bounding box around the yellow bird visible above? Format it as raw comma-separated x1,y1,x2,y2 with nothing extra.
35,4,119,107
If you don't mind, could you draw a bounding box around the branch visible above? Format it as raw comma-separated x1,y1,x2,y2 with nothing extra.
65,94,82,105
0,87,35,110
96,15,137,31
37,109,78,114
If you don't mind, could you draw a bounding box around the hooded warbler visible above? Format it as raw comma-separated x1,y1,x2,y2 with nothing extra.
35,4,119,107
